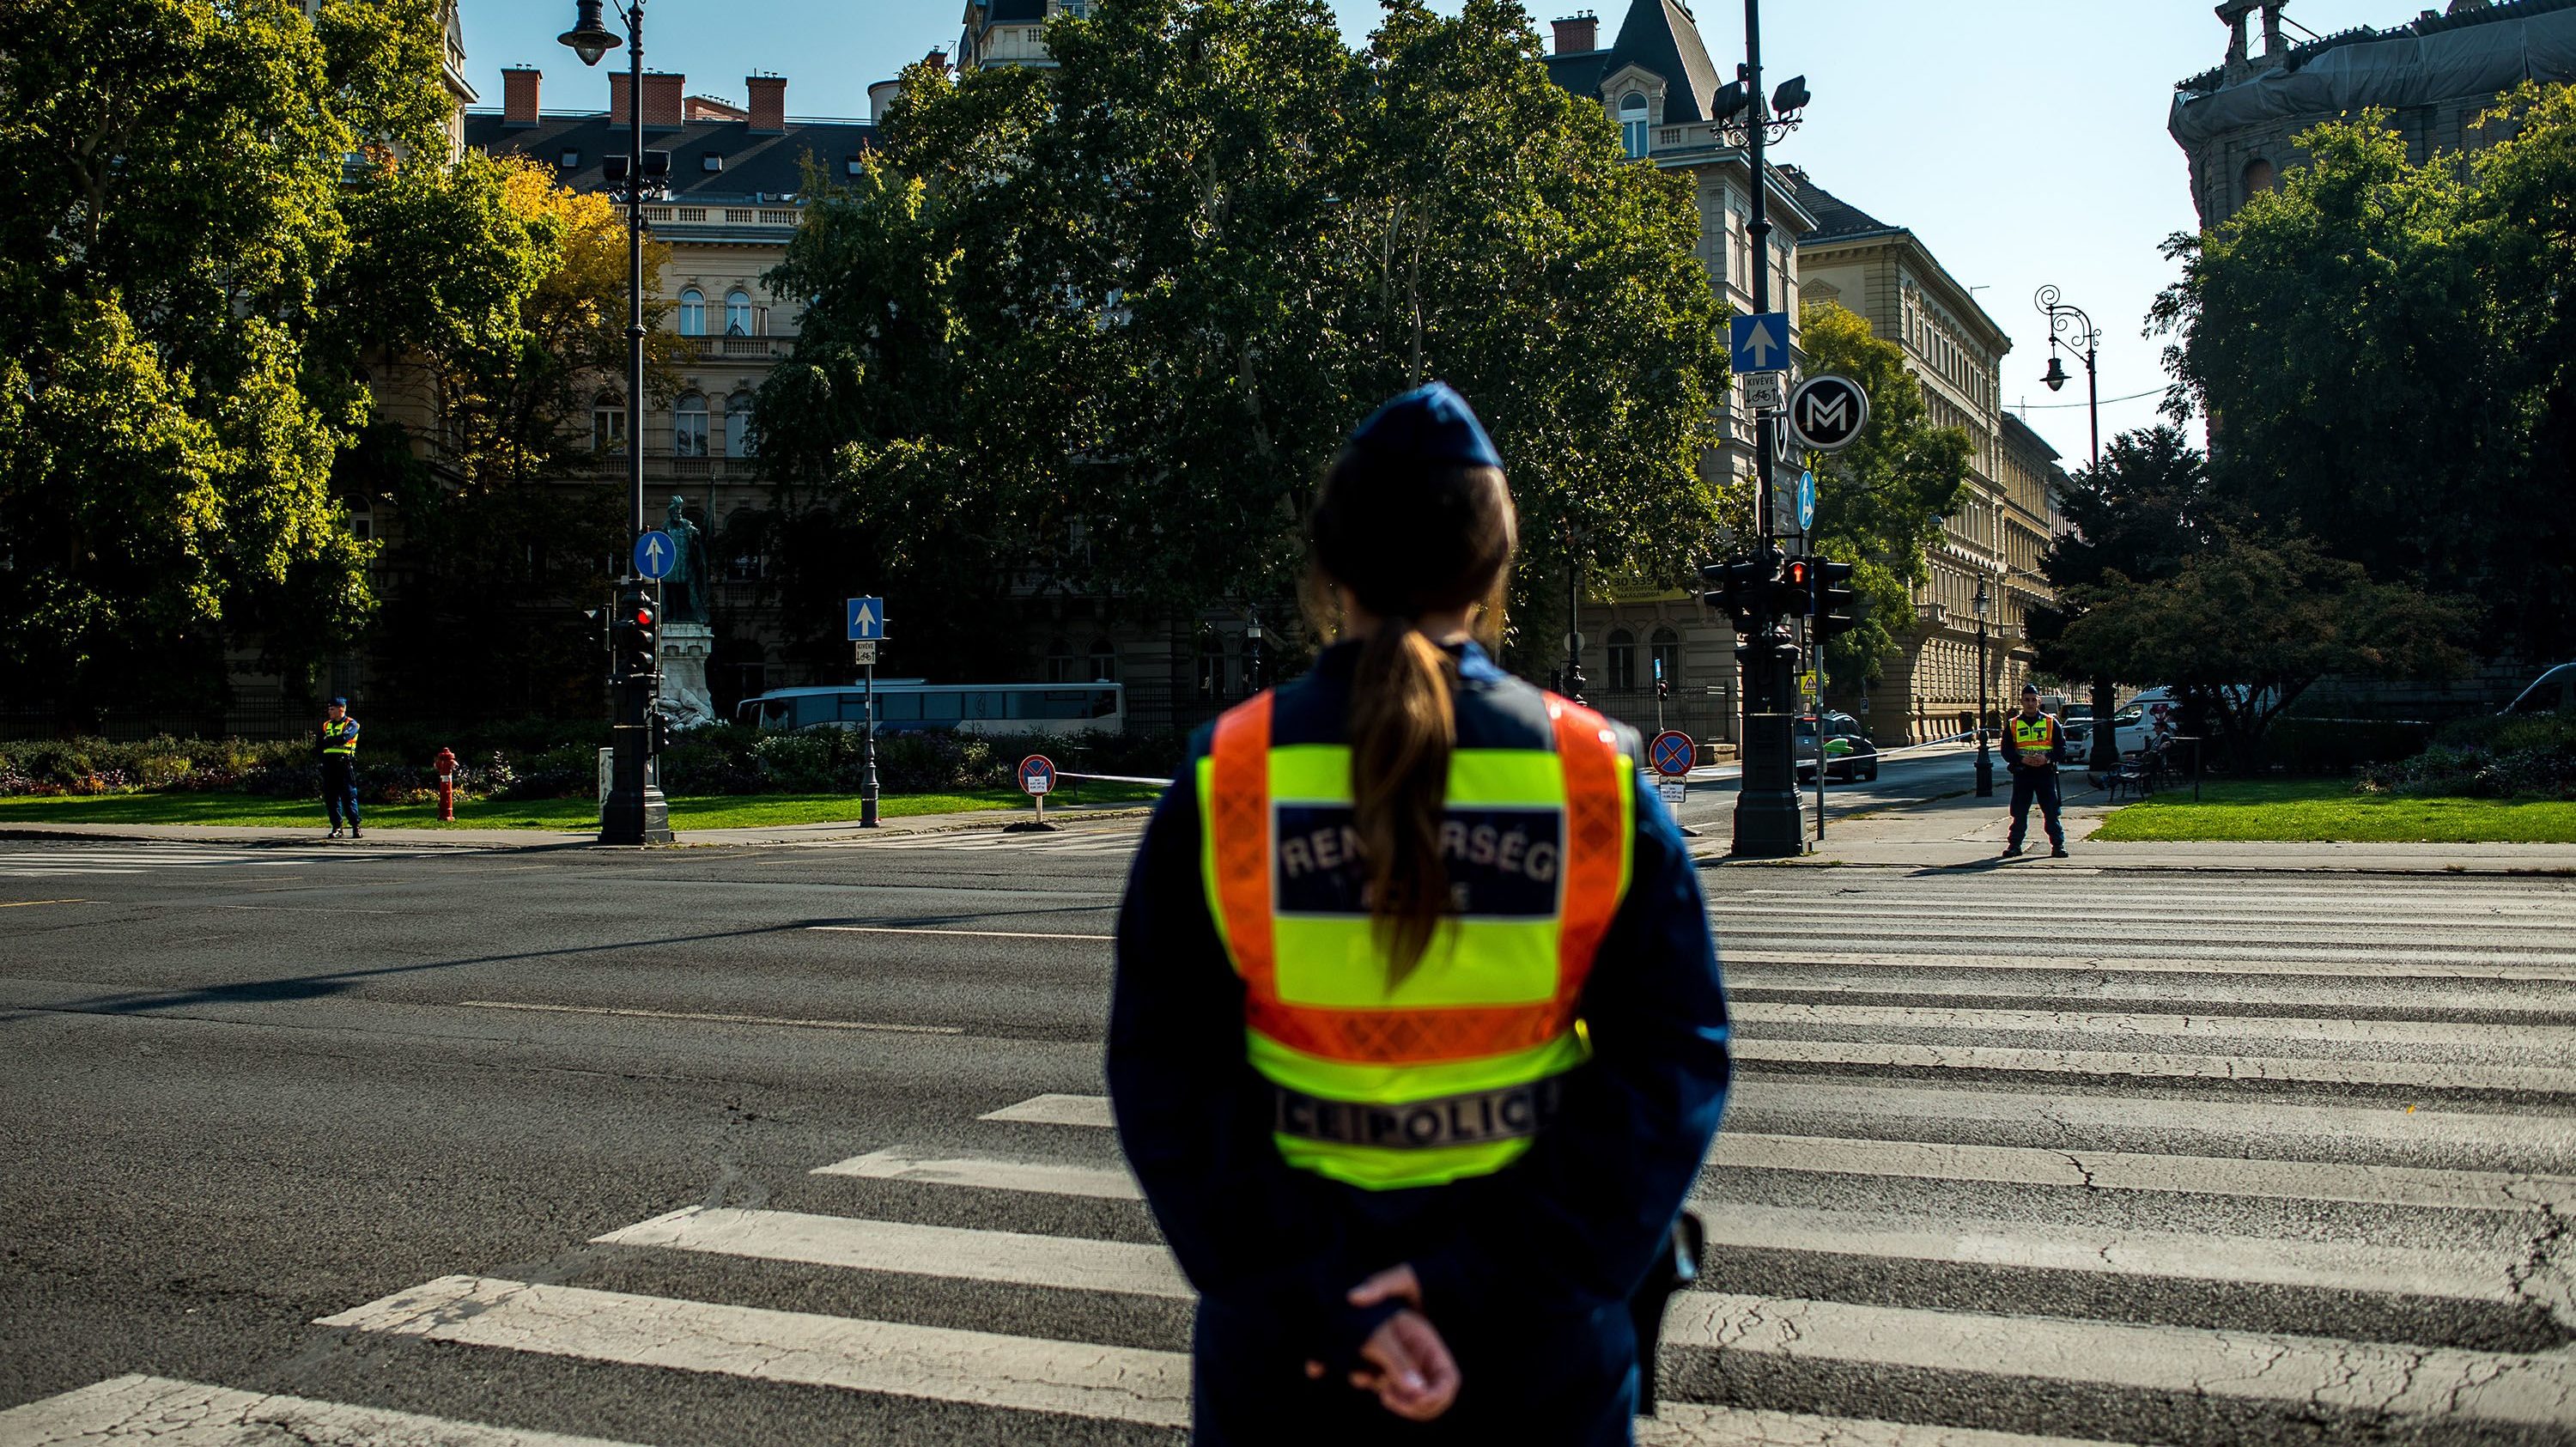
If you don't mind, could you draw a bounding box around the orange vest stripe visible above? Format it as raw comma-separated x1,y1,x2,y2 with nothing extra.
1208,695,1277,994
1207,691,1627,1067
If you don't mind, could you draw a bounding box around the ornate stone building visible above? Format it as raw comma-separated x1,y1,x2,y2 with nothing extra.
1782,169,2052,745
1544,1,1817,749
2172,0,2576,228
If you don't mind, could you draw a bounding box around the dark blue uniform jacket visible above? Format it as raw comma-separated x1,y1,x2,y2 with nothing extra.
1109,641,1731,1443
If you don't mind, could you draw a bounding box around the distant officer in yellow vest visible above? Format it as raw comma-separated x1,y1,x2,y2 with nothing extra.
1108,383,1732,1443
2003,683,2067,858
316,697,361,839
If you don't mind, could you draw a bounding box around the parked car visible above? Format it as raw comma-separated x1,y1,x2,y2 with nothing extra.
1795,712,1880,782
2065,700,2160,763
2502,662,2576,715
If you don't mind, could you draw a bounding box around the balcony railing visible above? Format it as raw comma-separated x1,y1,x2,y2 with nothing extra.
689,335,794,362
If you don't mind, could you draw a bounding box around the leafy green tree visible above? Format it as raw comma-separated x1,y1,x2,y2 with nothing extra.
754,0,1728,681
0,0,479,724
1794,301,1971,694
2056,529,2468,762
2150,92,2576,657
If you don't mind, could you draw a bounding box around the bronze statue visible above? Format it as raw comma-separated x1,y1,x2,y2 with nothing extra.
661,495,711,625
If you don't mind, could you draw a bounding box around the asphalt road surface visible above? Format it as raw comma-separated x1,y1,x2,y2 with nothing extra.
3,809,2572,1444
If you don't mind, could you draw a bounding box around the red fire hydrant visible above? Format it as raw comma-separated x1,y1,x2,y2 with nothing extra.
434,746,458,822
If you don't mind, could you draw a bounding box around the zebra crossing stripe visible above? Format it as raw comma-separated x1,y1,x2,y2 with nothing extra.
1731,1038,2576,1094
980,1092,1115,1127
1721,949,2576,983
1637,1403,2143,1447
592,1207,1192,1298
316,1274,1194,1428
814,1146,1139,1199
0,1374,646,1445
1661,1292,2576,1428
1731,1001,2576,1052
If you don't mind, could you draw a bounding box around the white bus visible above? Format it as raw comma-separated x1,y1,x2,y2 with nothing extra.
737,681,1127,736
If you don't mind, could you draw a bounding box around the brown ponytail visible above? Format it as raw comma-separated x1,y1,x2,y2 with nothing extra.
1306,453,1516,985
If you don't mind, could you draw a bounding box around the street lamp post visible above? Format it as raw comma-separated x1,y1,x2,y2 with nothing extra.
1972,577,1995,798
1244,610,1264,694
2038,284,2117,789
1561,521,1589,706
564,0,670,845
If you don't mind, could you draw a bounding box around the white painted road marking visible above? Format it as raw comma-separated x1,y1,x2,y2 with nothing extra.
1731,1038,2576,1094
317,1274,1194,1428
1637,1404,2145,1447
980,1092,1115,1127
593,1207,1191,1298
815,1146,1139,1200
1662,1291,2576,1428
453,1000,964,1035
0,1374,646,1446
807,925,1115,942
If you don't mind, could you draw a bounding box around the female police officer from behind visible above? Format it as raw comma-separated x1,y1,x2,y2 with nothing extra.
1109,382,1731,1443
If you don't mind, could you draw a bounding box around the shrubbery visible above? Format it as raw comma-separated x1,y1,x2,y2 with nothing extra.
2357,712,2576,800
0,722,1187,801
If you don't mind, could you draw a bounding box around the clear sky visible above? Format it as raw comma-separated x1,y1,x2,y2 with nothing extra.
463,1,2421,467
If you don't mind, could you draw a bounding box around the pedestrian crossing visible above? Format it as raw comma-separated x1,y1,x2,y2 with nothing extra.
8,870,2575,1444
817,824,1149,856
0,842,412,879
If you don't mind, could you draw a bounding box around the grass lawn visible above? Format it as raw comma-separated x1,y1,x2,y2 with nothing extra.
2093,777,2576,843
0,783,1161,833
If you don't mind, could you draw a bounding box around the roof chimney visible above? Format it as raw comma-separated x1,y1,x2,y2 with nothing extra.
747,74,787,134
868,79,902,122
1552,13,1599,54
926,47,951,72
501,67,541,127
642,71,683,131
609,70,633,127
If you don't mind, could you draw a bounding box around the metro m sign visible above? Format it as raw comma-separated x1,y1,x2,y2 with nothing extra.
1788,374,1870,452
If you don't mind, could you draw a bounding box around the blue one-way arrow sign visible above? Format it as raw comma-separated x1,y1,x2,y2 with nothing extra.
846,597,886,641
1731,312,1790,374
633,531,676,580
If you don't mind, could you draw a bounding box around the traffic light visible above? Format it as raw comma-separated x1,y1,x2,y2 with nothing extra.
1814,559,1860,638
1698,554,1774,633
615,589,657,678
1777,556,1817,617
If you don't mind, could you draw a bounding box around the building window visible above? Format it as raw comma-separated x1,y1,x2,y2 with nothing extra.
845,154,865,177
1607,629,1637,693
592,393,626,455
725,289,753,336
701,151,723,173
1045,636,1077,684
1651,627,1681,690
674,393,708,457
1618,93,1649,159
2242,156,2275,202
1089,638,1117,683
677,288,706,337
558,149,581,169
1196,628,1228,700
724,392,755,458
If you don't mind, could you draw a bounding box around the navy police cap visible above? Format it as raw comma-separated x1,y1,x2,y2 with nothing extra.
1347,381,1503,470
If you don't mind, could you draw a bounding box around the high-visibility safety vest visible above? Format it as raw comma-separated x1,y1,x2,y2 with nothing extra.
321,720,361,757
2009,714,2055,767
1199,692,1633,1190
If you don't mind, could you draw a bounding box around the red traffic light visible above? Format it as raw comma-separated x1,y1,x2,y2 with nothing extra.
1784,559,1812,587
632,609,654,629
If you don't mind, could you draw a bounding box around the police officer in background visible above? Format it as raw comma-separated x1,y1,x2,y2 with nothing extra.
2002,683,2068,858
316,697,361,839
1109,383,1732,1443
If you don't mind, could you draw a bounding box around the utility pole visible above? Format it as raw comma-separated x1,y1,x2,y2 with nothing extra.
1728,0,1804,858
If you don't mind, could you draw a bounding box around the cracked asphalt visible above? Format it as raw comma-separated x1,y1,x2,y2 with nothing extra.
2,817,2573,1444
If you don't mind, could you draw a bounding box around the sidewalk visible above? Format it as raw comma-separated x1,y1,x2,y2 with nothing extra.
1702,775,2576,876
0,799,1151,853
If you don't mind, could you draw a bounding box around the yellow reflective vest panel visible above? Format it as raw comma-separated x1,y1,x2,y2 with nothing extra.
1198,691,1633,1190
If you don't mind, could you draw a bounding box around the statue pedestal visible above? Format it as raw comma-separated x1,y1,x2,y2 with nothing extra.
658,622,717,729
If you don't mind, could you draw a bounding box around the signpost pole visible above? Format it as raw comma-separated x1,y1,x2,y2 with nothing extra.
860,655,879,829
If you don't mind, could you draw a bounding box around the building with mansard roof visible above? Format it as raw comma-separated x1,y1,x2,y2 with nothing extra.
2172,0,2576,228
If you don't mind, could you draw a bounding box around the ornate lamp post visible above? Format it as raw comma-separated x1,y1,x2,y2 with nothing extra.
1560,520,1589,705
1243,610,1264,694
2038,283,2118,788
1972,576,1995,799
563,0,671,844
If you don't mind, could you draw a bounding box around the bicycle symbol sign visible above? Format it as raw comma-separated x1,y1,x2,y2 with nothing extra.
1648,731,1697,779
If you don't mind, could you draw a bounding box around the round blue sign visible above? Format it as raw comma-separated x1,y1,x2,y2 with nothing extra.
1648,731,1697,779
1796,471,1817,531
634,530,677,581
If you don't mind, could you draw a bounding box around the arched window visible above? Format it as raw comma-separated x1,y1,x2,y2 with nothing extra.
677,288,706,337
591,392,626,455
1650,627,1681,691
1607,628,1637,693
1618,93,1649,159
673,393,708,457
2241,157,2275,202
1197,627,1228,700
1045,636,1076,684
1088,638,1117,683
724,392,755,458
725,289,753,336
